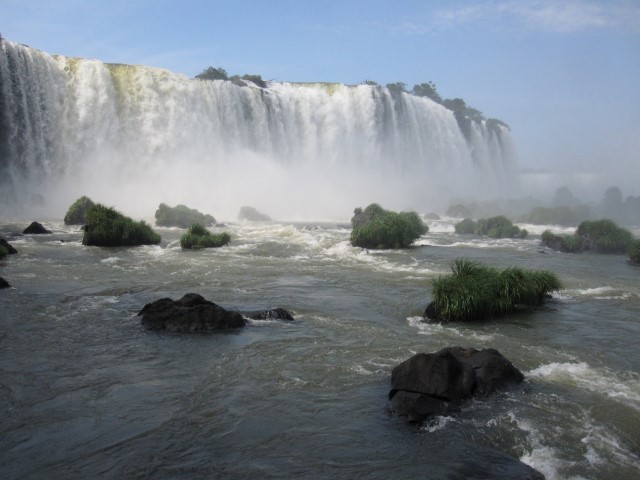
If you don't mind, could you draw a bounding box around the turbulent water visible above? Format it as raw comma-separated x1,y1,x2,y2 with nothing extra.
1,217,639,479
0,40,514,219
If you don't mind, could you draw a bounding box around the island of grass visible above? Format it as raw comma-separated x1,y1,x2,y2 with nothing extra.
180,224,231,249
64,195,95,225
541,219,634,254
350,203,427,249
155,203,216,228
627,239,640,265
82,204,161,247
454,215,527,239
424,258,562,322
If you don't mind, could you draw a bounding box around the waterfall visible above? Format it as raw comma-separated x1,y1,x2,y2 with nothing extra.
0,40,516,219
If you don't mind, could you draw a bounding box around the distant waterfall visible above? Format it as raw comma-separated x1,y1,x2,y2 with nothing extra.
0,40,516,219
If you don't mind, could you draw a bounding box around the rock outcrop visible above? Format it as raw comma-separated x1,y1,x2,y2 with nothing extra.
389,347,524,423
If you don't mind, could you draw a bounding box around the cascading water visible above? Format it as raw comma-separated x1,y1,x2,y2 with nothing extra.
0,40,516,219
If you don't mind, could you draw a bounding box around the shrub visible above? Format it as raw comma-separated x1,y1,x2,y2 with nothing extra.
155,203,215,228
82,204,161,247
543,219,634,254
180,223,231,249
454,215,526,238
64,196,95,225
520,206,580,226
628,239,640,265
350,204,427,249
430,258,562,321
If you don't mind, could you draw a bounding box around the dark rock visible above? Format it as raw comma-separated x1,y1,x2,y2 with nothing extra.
0,238,18,254
0,277,10,289
422,301,441,322
245,307,294,321
389,347,524,423
138,293,246,332
23,222,51,234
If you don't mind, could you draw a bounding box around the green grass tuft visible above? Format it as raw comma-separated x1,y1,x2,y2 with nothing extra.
431,258,562,321
542,219,634,254
82,204,161,247
628,239,640,265
454,215,527,239
180,223,231,249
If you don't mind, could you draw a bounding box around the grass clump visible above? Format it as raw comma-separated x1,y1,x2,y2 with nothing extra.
628,239,640,265
454,215,527,239
542,219,634,254
82,204,161,247
64,196,95,225
350,203,427,249
429,258,562,321
180,223,231,249
155,203,216,228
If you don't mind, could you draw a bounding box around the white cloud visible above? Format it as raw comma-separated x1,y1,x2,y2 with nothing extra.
394,0,640,35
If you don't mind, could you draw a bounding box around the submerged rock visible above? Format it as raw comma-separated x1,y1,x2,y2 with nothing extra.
245,307,294,321
138,293,246,332
0,277,10,289
389,347,524,423
0,238,18,254
23,221,51,234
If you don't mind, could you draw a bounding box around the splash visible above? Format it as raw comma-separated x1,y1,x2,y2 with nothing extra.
0,40,517,221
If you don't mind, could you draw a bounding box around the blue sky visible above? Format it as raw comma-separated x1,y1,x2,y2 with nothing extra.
2,0,639,191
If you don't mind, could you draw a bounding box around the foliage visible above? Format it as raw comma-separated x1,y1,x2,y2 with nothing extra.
195,66,228,81
82,204,161,247
0,245,7,260
454,218,476,234
455,215,527,239
350,203,427,249
64,195,95,225
628,239,640,265
241,74,267,88
576,219,634,253
412,82,442,103
180,223,231,249
431,258,562,321
541,219,634,254
386,82,407,95
238,206,271,222
361,80,378,85
155,203,215,228
446,203,473,218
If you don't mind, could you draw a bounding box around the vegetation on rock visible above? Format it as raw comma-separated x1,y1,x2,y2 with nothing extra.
428,258,562,322
180,223,231,249
454,215,527,239
0,245,8,260
82,204,161,247
64,195,95,225
350,203,427,249
519,206,582,226
155,203,215,228
628,239,640,265
542,219,634,254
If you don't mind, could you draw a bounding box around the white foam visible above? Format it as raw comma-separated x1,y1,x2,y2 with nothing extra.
527,362,640,411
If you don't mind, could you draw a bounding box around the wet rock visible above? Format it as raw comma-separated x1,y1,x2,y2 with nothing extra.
389,347,524,423
0,277,10,289
23,222,51,234
0,238,18,254
138,293,246,332
245,307,294,321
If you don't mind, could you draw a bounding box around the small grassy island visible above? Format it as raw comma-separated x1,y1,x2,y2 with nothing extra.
454,215,527,239
425,258,562,322
541,219,634,254
82,204,161,247
350,203,427,249
180,223,231,249
155,203,216,228
64,196,96,225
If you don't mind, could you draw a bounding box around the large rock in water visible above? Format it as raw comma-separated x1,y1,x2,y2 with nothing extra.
389,347,524,423
0,277,10,289
23,222,51,234
138,293,246,332
0,238,18,254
